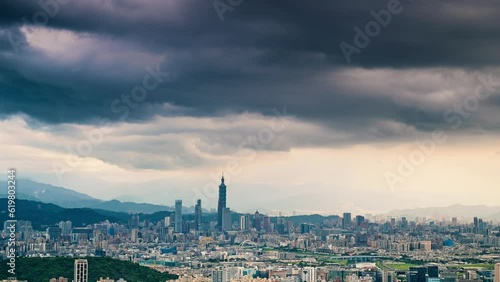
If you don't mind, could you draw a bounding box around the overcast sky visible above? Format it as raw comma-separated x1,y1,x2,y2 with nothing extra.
1,0,500,215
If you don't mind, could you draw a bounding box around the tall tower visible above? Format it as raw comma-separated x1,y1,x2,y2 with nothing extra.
74,259,88,282
217,174,227,231
175,200,182,233
195,199,202,230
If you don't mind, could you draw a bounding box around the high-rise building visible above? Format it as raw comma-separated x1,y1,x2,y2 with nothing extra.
131,228,139,243
409,266,428,282
300,223,311,234
240,215,249,230
217,174,227,231
195,199,202,230
356,215,365,228
386,271,396,282
342,212,352,229
302,267,316,282
128,215,139,229
74,259,88,282
427,266,439,278
263,216,272,232
164,216,171,227
212,267,229,282
222,207,232,232
494,263,500,282
253,211,261,231
59,220,72,235
175,200,182,233
46,226,62,242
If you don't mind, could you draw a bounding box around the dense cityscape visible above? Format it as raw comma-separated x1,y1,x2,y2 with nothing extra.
2,0,500,281
1,176,500,282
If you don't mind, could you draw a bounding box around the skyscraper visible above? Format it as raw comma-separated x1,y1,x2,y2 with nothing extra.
195,199,202,230
175,200,182,233
59,220,72,235
342,212,352,229
254,211,261,231
240,215,249,230
494,263,500,282
74,259,88,282
222,207,232,232
217,174,227,231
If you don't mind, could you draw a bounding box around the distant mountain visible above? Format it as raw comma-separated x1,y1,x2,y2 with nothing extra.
90,199,174,213
5,179,185,214
0,199,124,229
0,198,198,229
386,204,500,220
1,179,100,208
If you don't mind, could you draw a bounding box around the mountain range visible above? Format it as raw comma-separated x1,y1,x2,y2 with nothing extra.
4,179,500,221
2,179,192,214
384,204,500,221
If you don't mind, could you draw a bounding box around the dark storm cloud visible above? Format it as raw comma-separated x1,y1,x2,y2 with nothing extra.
0,0,499,139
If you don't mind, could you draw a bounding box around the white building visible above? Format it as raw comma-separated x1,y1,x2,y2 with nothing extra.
74,259,88,282
301,267,316,282
212,267,229,282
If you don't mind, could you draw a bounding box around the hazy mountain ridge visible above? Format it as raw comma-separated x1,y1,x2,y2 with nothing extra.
0,198,181,229
386,204,500,220
4,179,189,214
6,180,500,220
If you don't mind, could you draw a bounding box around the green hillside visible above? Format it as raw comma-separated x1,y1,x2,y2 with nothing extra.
0,257,178,282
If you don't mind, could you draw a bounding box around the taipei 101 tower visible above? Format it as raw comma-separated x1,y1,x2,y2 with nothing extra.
217,173,226,231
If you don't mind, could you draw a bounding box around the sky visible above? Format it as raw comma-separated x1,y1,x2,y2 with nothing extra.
1,0,500,215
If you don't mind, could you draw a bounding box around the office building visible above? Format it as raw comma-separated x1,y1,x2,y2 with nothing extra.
217,174,227,231
343,212,352,229
58,220,72,235
302,267,316,282
386,271,396,282
240,215,249,230
175,200,182,233
427,266,439,278
356,215,365,228
212,267,229,282
222,207,232,232
131,228,139,243
74,259,88,282
195,199,202,230
46,226,62,242
409,267,428,282
254,211,261,231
